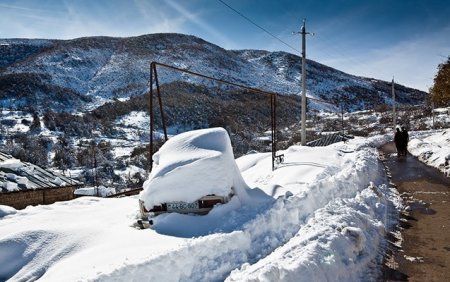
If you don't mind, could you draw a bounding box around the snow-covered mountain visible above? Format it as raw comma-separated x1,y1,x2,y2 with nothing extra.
0,33,427,112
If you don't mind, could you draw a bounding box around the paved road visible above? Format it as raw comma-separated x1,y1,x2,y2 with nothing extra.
379,142,450,282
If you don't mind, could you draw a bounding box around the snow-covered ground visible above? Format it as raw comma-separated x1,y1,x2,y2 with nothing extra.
407,128,450,176
0,128,448,282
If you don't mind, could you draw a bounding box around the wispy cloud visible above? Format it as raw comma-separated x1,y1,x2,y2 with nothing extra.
0,0,189,39
0,1,62,37
132,0,186,34
164,0,235,48
0,3,56,13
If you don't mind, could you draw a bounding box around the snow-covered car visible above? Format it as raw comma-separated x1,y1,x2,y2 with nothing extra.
137,127,250,228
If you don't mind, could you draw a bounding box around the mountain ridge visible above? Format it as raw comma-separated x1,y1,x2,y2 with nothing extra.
0,33,427,113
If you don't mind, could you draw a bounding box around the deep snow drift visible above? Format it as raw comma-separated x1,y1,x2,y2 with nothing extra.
0,128,410,281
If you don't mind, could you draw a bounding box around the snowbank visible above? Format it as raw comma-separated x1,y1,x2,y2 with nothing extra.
139,127,252,209
408,129,450,176
0,205,17,218
226,183,397,282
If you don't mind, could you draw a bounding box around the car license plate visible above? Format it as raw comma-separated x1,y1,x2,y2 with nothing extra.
167,201,199,211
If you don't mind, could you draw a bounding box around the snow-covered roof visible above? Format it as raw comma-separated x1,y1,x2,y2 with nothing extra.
307,133,354,147
0,152,83,193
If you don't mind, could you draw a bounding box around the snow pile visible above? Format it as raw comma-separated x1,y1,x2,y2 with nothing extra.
74,186,116,197
408,129,450,176
226,183,397,281
0,205,16,218
139,127,251,209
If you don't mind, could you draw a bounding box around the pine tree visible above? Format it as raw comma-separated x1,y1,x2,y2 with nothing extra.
430,56,450,107
29,112,41,133
53,135,75,173
76,140,116,186
9,135,51,168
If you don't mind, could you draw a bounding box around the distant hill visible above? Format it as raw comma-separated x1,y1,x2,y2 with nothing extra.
0,33,427,113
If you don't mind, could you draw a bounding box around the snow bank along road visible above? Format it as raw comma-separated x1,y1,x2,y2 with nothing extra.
0,135,400,281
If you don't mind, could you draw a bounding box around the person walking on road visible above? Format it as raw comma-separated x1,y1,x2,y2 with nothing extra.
400,126,409,156
394,126,403,157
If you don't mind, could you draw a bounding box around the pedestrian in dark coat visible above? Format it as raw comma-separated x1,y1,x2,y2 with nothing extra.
400,126,409,156
394,127,403,157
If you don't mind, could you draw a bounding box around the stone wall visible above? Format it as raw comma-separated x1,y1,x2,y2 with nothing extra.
0,186,76,210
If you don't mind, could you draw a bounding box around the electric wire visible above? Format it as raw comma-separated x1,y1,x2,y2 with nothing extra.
216,0,398,112
217,0,300,54
217,0,388,82
217,1,340,110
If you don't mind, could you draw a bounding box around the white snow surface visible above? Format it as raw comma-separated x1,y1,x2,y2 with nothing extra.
0,128,418,282
0,159,23,170
407,128,450,176
74,186,116,197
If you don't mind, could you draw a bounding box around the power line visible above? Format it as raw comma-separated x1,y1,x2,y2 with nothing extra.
217,1,405,98
217,1,375,80
217,0,300,54
224,1,412,86
217,0,383,80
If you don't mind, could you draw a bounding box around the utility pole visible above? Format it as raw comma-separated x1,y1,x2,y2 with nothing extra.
298,19,312,145
392,77,396,130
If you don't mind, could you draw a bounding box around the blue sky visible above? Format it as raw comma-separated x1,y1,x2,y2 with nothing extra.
1,0,449,92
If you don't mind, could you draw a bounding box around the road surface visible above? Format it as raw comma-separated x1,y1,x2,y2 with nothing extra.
379,142,450,282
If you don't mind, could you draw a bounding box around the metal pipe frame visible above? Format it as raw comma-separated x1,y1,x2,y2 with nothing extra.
148,61,280,171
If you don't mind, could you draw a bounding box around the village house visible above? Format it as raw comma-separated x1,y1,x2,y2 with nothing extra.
0,151,83,209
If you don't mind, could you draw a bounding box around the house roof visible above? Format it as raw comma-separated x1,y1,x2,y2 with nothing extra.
307,133,354,147
0,151,83,193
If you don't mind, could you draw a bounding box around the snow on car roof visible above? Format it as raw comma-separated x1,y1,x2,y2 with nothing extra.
139,127,251,208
